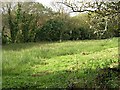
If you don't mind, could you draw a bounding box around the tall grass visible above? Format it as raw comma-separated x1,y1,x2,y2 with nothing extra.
2,38,118,89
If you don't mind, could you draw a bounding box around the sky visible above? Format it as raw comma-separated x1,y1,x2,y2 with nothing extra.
35,0,54,7
35,0,79,16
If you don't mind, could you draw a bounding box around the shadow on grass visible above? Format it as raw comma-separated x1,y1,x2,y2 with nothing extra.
2,66,120,90
2,42,51,51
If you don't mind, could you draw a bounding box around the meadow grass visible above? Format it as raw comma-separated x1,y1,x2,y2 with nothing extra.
2,38,118,89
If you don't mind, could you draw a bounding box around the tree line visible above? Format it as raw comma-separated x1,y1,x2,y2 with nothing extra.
1,1,119,44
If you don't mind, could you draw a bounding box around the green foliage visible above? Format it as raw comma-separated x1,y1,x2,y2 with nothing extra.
36,18,64,41
2,2,54,44
7,7,17,43
2,2,119,44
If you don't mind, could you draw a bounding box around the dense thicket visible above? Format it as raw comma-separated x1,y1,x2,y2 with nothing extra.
1,2,119,44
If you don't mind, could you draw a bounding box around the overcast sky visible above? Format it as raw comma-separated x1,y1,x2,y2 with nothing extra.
35,0,54,7
35,0,79,16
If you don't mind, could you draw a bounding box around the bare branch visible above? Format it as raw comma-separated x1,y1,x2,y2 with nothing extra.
57,1,95,13
57,1,120,16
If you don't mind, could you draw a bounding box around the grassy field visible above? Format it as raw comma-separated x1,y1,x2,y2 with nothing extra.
2,38,119,89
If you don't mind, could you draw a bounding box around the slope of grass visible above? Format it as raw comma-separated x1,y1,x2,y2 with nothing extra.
2,38,119,89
